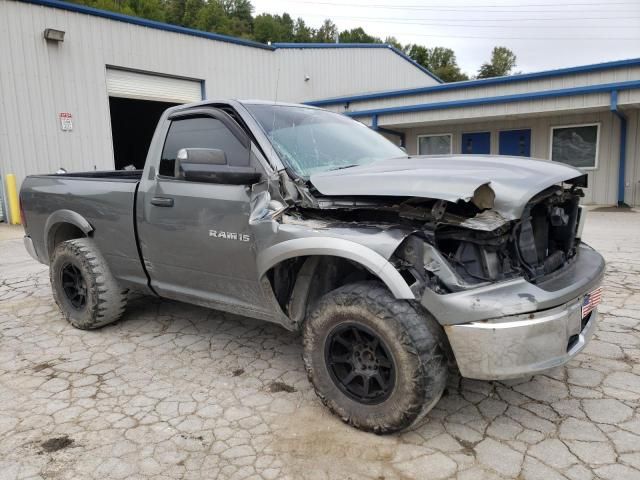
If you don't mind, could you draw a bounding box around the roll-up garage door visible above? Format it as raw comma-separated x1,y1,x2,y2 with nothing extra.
106,68,202,103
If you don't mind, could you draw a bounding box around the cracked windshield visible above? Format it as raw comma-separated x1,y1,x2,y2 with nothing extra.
246,104,406,178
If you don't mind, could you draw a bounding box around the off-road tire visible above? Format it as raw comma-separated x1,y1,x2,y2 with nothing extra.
303,281,448,434
50,238,128,329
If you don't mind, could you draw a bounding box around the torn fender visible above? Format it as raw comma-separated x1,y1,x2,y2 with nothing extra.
256,236,415,299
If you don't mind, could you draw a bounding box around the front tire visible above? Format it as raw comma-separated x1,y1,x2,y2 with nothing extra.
303,281,448,434
50,238,128,329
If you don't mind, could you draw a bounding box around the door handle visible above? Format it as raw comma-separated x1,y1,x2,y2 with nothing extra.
150,196,174,207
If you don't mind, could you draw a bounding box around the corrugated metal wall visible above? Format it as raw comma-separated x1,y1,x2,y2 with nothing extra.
326,66,640,116
403,110,632,205
274,48,434,102
0,0,437,191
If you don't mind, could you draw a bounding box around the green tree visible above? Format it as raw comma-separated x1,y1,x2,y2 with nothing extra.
426,47,468,82
314,19,338,43
221,0,252,24
405,44,429,67
195,0,230,33
127,0,165,21
339,27,380,44
280,13,294,41
226,17,252,38
82,0,136,16
384,36,403,50
404,44,469,82
477,46,517,78
182,0,204,27
165,0,186,25
253,13,294,43
293,18,313,42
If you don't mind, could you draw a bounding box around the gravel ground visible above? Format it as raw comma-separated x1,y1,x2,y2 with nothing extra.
0,211,639,480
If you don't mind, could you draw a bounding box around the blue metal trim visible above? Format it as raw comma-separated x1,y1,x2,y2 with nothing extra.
21,0,275,50
307,57,640,106
273,43,390,49
272,43,442,82
369,113,405,147
344,80,640,118
610,90,629,207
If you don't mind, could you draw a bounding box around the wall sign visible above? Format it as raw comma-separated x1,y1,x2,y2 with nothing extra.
59,112,73,131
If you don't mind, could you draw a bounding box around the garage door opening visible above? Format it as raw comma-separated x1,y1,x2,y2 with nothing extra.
106,68,203,170
109,97,178,170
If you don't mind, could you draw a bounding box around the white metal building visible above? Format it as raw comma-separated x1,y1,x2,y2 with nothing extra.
0,0,439,216
1,0,640,217
309,60,640,206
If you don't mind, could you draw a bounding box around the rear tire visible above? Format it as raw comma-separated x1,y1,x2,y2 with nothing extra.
303,281,448,434
50,238,128,329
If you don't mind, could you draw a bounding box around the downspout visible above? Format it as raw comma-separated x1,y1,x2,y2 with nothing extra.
610,90,630,208
370,114,407,148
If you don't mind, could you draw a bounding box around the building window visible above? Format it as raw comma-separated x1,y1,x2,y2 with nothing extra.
550,123,599,169
418,134,452,155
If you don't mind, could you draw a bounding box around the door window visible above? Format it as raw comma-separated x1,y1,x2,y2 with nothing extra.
159,116,249,176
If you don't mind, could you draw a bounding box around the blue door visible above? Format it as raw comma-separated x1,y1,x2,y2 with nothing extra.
499,129,531,157
461,132,490,154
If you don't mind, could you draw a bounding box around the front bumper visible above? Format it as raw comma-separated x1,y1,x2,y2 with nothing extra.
423,243,605,380
445,300,598,380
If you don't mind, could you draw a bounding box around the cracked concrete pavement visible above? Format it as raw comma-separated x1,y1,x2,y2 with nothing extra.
1,210,639,480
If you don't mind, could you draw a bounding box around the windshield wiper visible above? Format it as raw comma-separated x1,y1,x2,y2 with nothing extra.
328,164,360,171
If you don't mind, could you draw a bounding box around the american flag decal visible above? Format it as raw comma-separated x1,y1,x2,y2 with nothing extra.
582,287,603,318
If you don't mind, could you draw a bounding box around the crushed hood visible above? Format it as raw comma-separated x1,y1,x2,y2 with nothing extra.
310,155,586,220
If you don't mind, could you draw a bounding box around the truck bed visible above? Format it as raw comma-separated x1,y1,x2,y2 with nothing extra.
20,173,148,290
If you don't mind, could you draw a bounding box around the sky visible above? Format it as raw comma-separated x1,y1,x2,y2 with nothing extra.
251,0,640,76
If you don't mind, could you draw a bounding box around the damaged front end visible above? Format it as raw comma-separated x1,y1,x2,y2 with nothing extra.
407,183,586,294
286,177,586,300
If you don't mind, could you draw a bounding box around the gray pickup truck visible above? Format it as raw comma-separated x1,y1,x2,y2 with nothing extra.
21,100,605,433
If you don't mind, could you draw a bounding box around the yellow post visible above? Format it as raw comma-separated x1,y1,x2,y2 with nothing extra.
5,174,21,225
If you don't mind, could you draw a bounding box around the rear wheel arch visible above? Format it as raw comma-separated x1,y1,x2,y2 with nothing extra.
44,210,93,262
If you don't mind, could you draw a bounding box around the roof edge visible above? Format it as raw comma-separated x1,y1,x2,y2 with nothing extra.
307,57,640,106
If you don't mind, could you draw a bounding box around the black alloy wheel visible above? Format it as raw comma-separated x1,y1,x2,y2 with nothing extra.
324,322,396,405
60,262,87,310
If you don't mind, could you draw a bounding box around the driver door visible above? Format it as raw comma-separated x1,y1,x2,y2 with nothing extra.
137,108,273,316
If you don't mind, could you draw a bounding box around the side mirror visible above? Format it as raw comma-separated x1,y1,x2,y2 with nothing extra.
176,148,261,185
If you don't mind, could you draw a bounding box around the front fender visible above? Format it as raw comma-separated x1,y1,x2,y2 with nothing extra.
257,237,415,299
